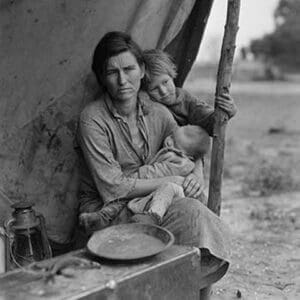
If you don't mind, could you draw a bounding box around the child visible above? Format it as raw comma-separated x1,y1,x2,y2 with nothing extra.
137,124,210,179
128,125,211,225
79,125,210,230
142,49,237,136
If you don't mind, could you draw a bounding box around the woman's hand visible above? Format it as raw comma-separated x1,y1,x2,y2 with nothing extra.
215,93,237,119
183,173,204,198
166,176,185,186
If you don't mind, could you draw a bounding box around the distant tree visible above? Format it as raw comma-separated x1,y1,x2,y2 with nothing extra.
250,0,300,71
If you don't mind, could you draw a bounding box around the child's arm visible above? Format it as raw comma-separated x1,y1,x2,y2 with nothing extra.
178,89,236,137
187,93,237,136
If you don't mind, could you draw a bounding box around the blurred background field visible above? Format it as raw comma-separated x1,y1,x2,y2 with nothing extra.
185,64,300,194
184,63,300,299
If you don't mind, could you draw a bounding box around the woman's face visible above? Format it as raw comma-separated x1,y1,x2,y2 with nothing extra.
102,51,145,103
147,73,176,106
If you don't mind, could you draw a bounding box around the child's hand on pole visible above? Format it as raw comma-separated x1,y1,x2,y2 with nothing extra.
215,93,237,119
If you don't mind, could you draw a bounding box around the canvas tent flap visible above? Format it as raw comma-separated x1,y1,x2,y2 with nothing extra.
0,0,213,243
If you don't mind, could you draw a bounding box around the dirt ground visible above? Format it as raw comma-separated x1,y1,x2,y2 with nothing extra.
185,75,300,299
213,187,300,300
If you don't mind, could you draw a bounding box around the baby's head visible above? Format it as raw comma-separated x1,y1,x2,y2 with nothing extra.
164,125,210,159
142,49,177,106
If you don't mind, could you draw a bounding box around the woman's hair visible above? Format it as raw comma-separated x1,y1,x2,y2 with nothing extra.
92,31,144,85
142,49,177,87
176,125,211,159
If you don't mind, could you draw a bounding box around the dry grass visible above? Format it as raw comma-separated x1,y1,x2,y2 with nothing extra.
242,159,294,196
184,72,300,299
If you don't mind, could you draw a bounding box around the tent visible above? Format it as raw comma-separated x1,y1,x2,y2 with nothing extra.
0,0,215,244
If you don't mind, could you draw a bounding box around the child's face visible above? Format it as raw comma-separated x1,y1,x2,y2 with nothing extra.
147,74,176,105
163,134,176,148
164,128,188,152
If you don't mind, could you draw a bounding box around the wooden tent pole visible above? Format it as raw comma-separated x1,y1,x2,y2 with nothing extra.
208,0,240,216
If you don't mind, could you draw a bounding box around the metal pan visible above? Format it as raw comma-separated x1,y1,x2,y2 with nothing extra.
87,223,174,261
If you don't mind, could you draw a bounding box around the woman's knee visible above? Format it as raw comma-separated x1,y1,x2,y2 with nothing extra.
162,198,205,245
172,197,205,221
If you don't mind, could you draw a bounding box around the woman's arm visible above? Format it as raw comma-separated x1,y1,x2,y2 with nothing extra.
79,118,138,204
126,176,184,198
183,157,205,198
138,151,194,179
79,117,184,203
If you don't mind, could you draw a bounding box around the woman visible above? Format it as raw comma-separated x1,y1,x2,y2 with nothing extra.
77,31,230,286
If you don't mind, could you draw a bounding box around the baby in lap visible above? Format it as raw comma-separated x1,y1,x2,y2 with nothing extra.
79,125,210,231
129,124,210,225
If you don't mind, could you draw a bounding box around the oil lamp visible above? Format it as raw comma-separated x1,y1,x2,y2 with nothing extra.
4,201,52,270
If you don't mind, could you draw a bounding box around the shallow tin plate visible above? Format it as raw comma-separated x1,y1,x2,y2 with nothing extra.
87,223,174,260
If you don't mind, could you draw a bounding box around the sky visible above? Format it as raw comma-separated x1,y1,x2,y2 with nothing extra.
197,0,280,62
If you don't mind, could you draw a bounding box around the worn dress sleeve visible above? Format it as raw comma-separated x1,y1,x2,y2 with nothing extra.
78,119,137,204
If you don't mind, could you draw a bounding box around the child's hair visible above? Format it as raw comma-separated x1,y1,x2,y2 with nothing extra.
175,125,211,159
142,49,177,87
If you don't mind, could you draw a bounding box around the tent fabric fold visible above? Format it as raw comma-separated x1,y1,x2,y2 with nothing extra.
0,0,213,242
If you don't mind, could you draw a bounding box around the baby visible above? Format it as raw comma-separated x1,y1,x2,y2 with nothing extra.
137,124,210,179
128,125,210,224
79,125,210,230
